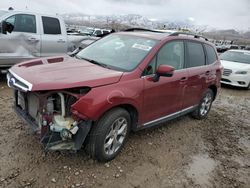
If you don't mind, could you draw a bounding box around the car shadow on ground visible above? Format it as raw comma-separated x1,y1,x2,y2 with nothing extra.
0,74,7,82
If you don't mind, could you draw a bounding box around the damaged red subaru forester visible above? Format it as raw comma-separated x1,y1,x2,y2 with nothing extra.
7,30,222,161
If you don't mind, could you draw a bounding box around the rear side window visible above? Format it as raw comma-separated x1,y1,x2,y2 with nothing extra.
42,16,61,34
186,42,205,68
5,14,36,33
204,44,217,64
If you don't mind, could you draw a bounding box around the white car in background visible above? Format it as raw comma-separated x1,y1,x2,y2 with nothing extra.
220,50,250,89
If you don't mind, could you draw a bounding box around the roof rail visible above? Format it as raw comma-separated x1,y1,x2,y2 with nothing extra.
123,28,162,33
169,32,208,41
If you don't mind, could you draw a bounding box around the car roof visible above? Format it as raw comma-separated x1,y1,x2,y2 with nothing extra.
117,31,173,40
117,31,212,46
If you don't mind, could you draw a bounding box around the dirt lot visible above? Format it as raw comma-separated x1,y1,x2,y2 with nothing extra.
0,75,249,188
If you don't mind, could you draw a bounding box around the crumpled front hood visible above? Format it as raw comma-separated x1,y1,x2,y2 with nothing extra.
8,56,123,91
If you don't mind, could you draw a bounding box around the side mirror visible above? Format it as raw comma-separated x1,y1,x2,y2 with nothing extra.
1,21,14,34
153,65,174,82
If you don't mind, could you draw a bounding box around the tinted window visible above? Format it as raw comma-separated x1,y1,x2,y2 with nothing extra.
205,44,217,64
94,30,102,36
157,41,184,70
5,14,36,33
42,16,61,34
103,30,110,34
187,42,205,68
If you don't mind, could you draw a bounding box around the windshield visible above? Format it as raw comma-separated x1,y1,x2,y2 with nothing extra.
76,34,158,71
0,11,7,18
220,51,250,64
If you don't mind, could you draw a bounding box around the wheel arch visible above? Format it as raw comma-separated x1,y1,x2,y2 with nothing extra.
208,85,217,100
97,103,139,132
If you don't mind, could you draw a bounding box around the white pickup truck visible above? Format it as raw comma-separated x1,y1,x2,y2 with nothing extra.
0,10,95,69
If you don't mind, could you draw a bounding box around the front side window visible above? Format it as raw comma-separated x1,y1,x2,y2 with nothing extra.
157,41,185,70
5,14,36,33
5,15,15,25
205,44,217,64
186,42,205,68
42,16,61,34
142,41,184,76
76,34,158,71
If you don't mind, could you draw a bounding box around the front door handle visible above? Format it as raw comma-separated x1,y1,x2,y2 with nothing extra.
27,37,39,42
180,77,188,84
180,77,187,81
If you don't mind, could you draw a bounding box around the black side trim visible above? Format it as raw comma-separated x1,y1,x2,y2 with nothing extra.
135,106,197,131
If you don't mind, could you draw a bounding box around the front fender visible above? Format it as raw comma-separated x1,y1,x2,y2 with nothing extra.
71,80,143,121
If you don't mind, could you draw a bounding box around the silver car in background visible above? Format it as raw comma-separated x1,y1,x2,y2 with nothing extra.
0,10,95,69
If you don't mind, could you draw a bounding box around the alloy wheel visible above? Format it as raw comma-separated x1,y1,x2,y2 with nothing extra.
200,93,212,116
104,117,128,155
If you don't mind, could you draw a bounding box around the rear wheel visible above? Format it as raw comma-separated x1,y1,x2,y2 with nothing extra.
192,89,214,119
86,108,131,162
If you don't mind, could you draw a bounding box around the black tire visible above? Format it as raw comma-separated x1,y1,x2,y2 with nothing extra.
85,108,131,162
191,89,214,120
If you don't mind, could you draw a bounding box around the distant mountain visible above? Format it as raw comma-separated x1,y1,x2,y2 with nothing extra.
243,31,250,39
62,13,250,44
204,29,250,44
62,13,199,31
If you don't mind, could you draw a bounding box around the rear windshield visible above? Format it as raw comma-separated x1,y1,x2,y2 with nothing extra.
220,51,250,64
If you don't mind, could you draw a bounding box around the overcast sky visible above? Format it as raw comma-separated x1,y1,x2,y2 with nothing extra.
1,0,250,30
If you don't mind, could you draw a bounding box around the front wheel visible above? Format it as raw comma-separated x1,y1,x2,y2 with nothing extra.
191,89,214,119
85,108,131,162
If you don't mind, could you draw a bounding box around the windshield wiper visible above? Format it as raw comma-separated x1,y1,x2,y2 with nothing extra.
75,55,109,69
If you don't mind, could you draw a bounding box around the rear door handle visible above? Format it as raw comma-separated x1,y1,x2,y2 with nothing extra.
57,39,66,43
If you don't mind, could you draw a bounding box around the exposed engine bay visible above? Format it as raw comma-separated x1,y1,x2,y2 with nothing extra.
15,89,91,151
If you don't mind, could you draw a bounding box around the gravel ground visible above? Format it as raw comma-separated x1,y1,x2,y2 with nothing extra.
0,75,249,188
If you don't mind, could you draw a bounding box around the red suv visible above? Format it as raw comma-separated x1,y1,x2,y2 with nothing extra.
7,30,222,161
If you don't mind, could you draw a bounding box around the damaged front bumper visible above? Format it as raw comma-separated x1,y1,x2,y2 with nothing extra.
13,90,92,151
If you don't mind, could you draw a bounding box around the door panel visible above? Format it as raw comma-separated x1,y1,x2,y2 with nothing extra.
142,70,188,124
0,14,40,66
40,16,67,57
183,67,208,108
182,41,207,108
141,40,187,124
